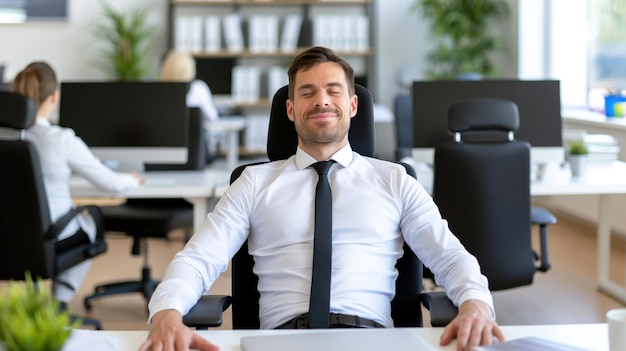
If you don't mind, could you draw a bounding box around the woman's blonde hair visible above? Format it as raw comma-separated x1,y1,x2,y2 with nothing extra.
160,50,196,81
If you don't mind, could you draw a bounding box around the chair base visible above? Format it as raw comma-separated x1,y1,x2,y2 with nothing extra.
70,314,102,330
84,267,159,311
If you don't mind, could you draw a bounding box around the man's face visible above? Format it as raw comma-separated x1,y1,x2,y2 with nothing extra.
286,62,357,149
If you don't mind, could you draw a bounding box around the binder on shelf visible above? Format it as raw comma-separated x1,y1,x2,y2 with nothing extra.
267,66,288,99
175,15,191,51
190,15,203,52
223,13,244,53
244,114,269,154
232,66,261,103
280,14,302,53
266,15,279,53
248,15,279,53
354,14,369,52
204,15,221,53
248,15,265,53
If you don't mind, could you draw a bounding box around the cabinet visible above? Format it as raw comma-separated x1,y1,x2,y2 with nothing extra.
166,0,375,155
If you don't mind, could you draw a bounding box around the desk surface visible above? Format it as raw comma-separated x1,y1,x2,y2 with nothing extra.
64,324,609,351
410,159,626,197
70,169,231,199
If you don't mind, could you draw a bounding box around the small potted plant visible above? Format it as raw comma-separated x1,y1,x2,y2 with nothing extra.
0,273,80,351
568,140,589,178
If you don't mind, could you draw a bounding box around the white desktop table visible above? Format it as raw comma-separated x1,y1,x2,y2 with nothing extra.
69,169,231,230
414,159,626,305
63,323,609,351
210,118,247,171
532,161,626,305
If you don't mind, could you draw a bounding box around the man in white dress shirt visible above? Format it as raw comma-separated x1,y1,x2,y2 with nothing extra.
139,46,504,351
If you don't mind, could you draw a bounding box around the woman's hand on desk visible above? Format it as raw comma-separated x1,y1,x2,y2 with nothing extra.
138,309,219,351
440,299,505,351
129,171,145,185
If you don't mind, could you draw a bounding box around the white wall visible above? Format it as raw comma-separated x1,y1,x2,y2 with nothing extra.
0,0,167,82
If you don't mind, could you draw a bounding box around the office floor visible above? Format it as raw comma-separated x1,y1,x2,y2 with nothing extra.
3,207,625,330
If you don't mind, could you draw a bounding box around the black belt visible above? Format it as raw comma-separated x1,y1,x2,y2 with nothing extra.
276,313,384,329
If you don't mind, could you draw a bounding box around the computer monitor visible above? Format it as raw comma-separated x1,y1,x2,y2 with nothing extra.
59,81,189,171
411,79,563,166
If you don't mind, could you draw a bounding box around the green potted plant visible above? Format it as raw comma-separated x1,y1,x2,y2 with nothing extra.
93,1,157,80
411,0,509,80
0,274,80,351
568,140,589,178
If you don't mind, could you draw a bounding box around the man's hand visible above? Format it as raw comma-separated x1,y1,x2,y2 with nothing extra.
138,309,219,351
439,299,505,351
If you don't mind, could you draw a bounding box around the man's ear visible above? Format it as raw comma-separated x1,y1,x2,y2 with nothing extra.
286,99,295,121
350,94,358,118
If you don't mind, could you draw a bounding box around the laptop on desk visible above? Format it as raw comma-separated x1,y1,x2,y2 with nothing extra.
240,328,437,351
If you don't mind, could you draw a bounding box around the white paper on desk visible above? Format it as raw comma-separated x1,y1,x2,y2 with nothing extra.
62,329,122,351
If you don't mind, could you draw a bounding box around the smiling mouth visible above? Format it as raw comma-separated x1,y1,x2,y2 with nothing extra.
306,107,339,119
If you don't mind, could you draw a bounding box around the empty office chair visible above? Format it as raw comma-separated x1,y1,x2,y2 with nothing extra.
84,107,205,310
181,84,457,330
0,91,107,329
433,99,553,291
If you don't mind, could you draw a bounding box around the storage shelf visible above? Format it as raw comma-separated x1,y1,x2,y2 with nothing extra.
171,0,372,6
192,48,373,58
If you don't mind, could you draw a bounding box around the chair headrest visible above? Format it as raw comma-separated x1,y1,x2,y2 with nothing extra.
448,98,519,133
266,84,375,160
0,91,37,130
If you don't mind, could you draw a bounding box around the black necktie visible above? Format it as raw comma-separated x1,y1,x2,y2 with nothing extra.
308,160,334,328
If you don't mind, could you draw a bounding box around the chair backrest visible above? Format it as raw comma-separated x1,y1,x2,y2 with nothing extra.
0,91,56,280
145,107,206,171
393,94,413,160
229,84,424,329
433,98,536,290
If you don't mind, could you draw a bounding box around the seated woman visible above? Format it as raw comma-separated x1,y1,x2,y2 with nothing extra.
12,61,144,307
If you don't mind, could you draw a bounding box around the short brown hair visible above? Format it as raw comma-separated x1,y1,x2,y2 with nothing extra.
287,46,355,99
13,61,58,110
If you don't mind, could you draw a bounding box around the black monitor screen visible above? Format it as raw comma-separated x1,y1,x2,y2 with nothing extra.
412,80,562,148
58,81,189,164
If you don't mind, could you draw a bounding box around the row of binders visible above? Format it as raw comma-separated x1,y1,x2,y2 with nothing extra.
231,65,289,103
175,13,369,53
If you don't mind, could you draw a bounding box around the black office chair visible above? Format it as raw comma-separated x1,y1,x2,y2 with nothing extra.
0,91,107,329
83,107,205,310
433,98,553,291
181,84,458,330
394,93,413,161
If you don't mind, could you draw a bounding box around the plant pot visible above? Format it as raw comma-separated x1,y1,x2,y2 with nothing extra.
569,155,588,178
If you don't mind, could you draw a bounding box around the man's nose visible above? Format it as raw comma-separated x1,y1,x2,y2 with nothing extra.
314,92,331,106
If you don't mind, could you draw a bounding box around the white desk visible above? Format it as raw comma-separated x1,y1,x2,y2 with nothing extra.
532,161,626,305
210,118,247,172
63,324,609,351
412,159,626,305
69,169,231,230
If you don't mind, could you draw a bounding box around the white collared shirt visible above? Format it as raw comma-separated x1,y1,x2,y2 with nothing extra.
25,118,140,240
148,144,492,328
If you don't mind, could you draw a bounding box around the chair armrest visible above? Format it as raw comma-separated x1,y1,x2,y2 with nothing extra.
531,206,557,225
182,295,232,329
530,206,556,272
420,291,458,327
45,205,104,241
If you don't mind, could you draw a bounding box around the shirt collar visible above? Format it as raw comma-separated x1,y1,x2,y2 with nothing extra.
34,117,51,126
294,144,354,170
